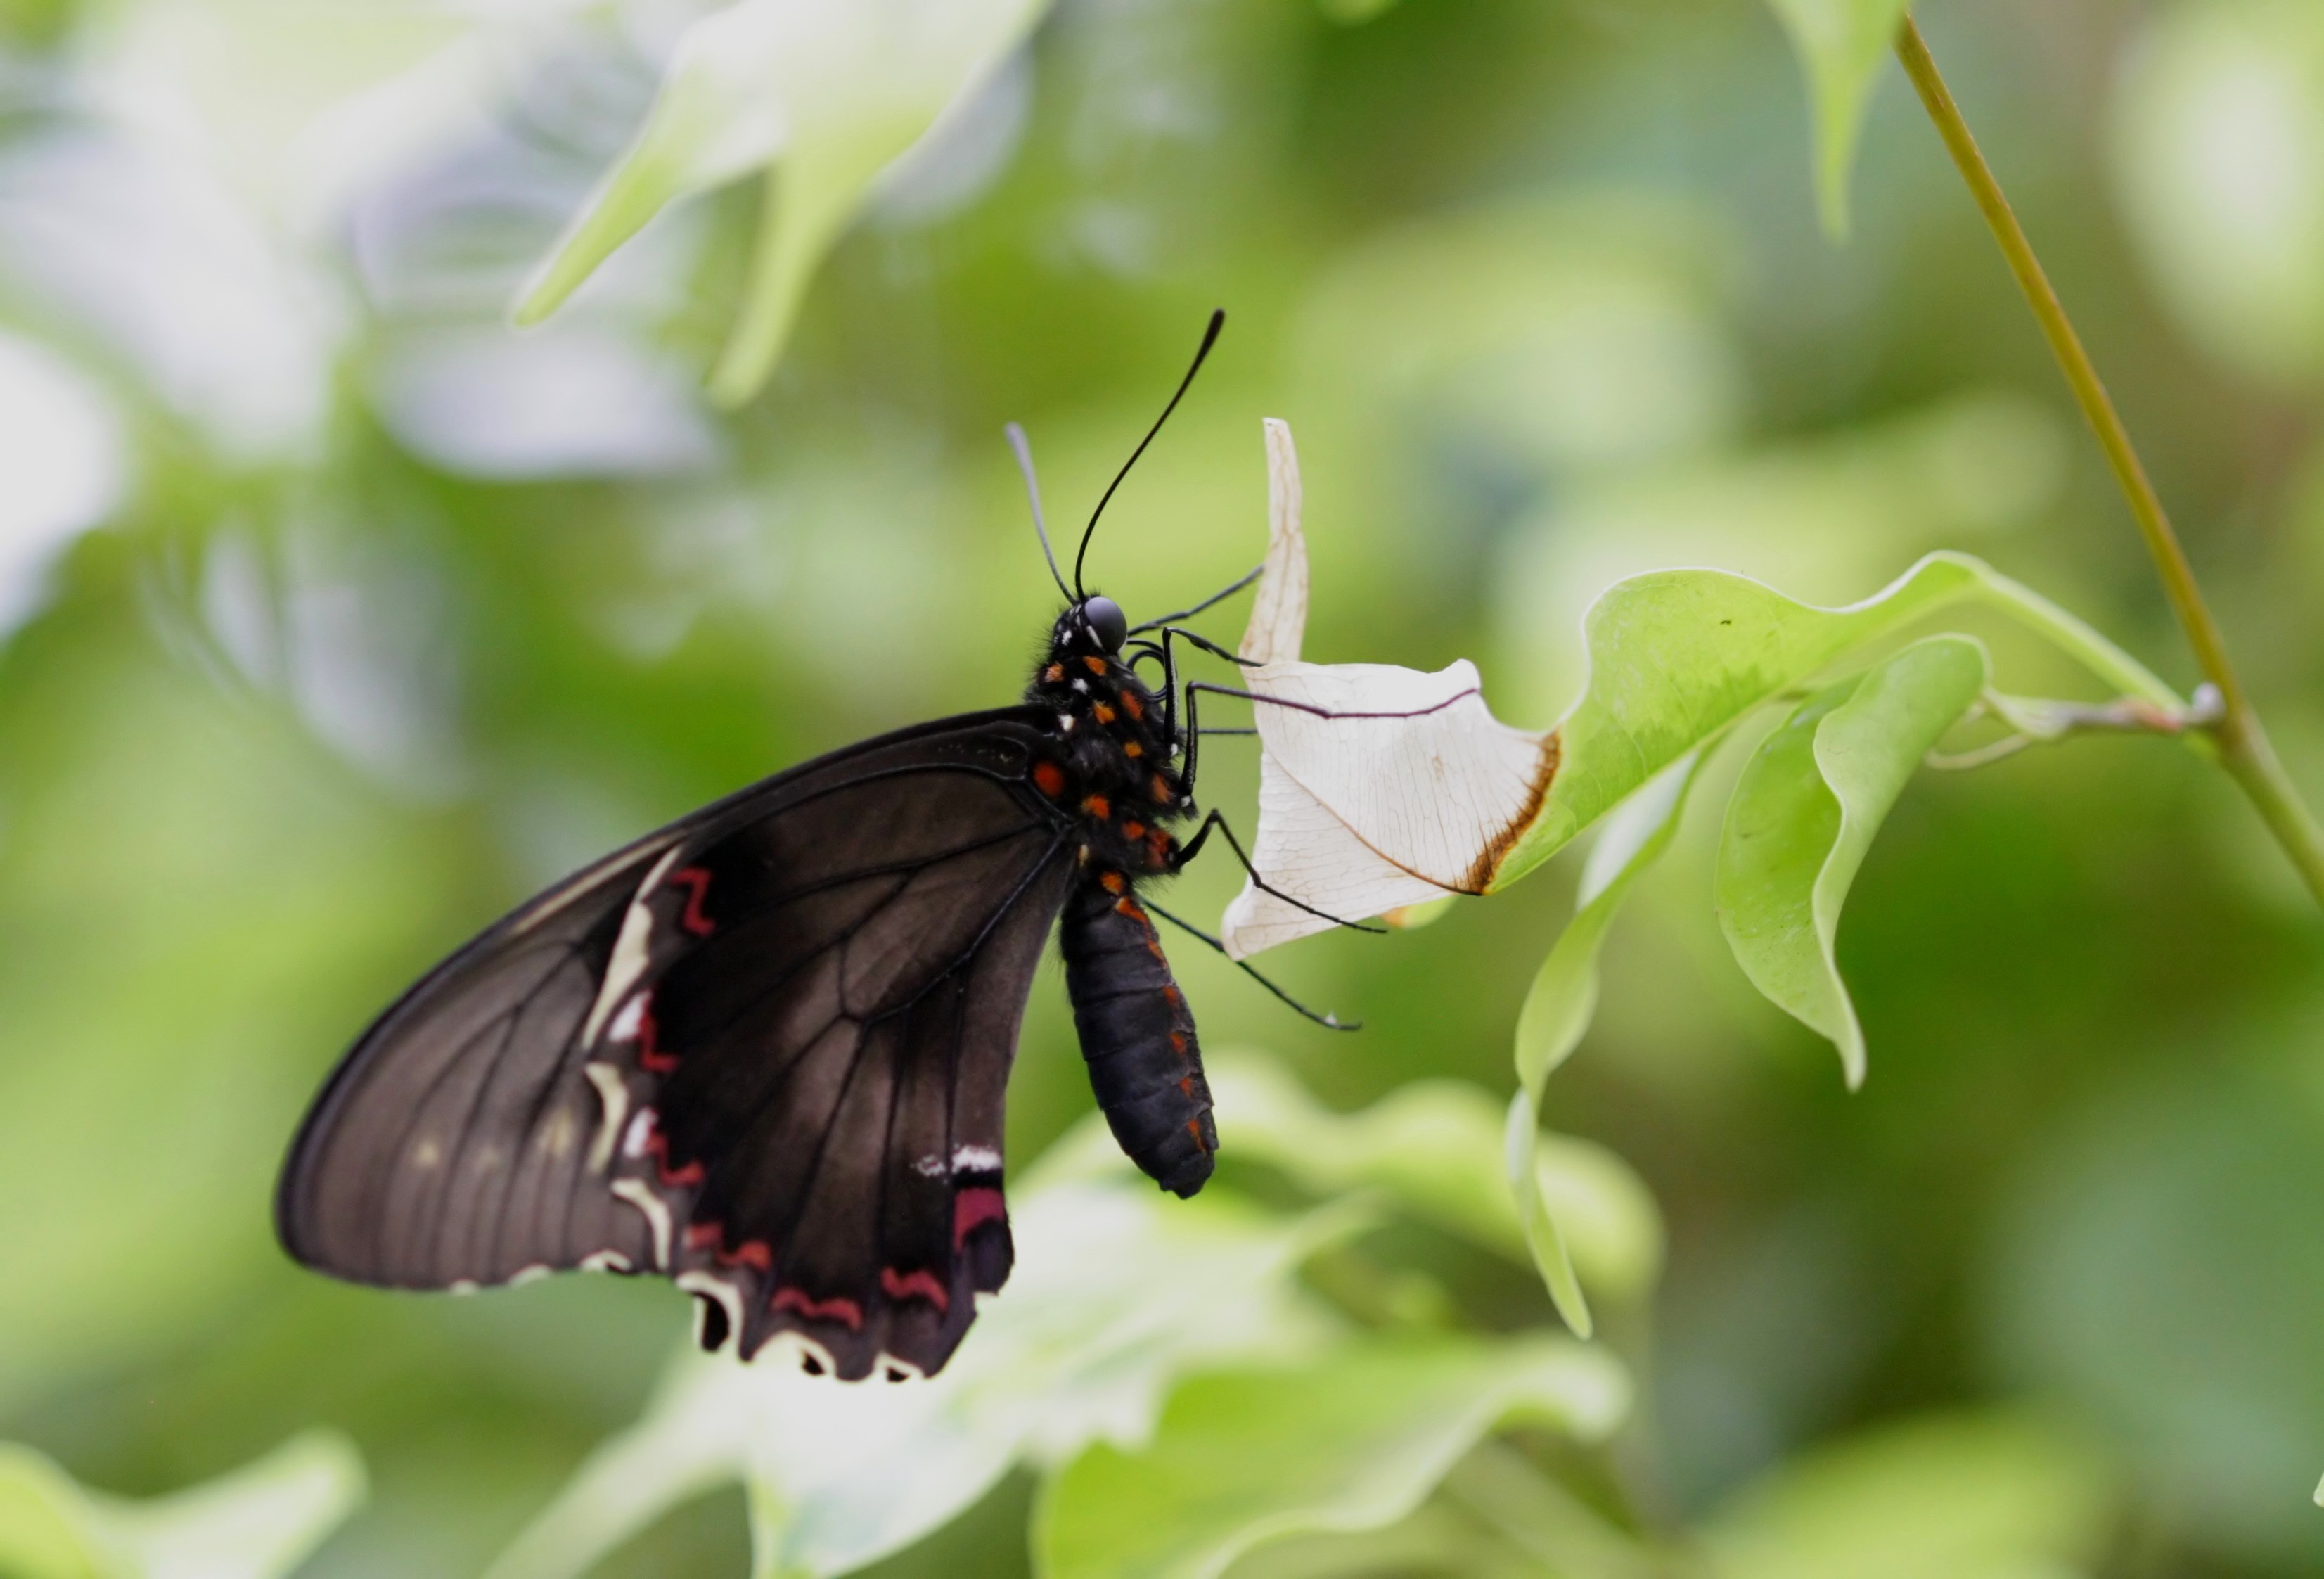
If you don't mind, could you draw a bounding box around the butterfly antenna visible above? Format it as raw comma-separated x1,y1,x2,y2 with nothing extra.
1006,423,1072,601
1074,308,1226,599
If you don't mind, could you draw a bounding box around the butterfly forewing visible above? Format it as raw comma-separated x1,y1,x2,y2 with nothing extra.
277,710,1074,1379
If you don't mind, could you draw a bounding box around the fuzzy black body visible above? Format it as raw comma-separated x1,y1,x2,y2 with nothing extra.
1023,615,1216,1198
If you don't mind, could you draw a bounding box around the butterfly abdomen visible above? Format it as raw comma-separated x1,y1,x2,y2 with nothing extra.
1059,873,1215,1197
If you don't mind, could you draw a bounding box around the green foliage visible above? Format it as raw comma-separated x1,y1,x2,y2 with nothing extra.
1760,0,1914,235
0,1432,363,1579
1701,1410,2115,1579
3,1,2320,1573
1496,552,2178,890
1508,753,1705,1336
1491,555,2188,1325
1715,636,1990,1087
1033,1337,1627,1579
513,0,1049,405
489,1059,1649,1579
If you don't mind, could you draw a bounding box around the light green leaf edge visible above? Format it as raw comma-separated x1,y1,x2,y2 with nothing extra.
1032,1335,1630,1579
0,1430,365,1579
1702,1407,2117,1579
1489,551,2181,894
1716,635,1990,1087
1206,1049,1663,1305
1488,553,2174,1324
1503,750,1707,1338
1762,0,1915,236
512,0,1048,407
483,1153,1359,1579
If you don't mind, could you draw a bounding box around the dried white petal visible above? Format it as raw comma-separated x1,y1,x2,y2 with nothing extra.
1220,423,1555,960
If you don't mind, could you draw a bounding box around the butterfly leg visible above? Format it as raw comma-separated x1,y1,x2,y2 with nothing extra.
1128,563,1264,634
1140,897,1358,1030
1171,808,1384,935
1183,680,1480,724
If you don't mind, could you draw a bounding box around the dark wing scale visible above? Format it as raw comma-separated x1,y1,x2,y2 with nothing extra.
646,766,1073,1376
277,709,1074,1379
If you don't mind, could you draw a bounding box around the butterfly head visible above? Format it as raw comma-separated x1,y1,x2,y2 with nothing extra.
1053,596,1129,657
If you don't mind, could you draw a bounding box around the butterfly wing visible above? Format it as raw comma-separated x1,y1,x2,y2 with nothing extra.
277,709,1075,1379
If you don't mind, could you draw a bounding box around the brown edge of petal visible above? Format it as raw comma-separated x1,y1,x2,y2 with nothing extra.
1462,729,1562,895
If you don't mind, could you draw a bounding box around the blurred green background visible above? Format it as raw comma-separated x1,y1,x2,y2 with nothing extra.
1,0,2323,1573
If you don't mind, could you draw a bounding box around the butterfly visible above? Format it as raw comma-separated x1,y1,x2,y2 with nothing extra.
274,312,1361,1383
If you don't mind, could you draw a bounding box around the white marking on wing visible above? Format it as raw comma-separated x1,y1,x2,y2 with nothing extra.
622,1107,656,1161
511,831,685,935
950,1144,1002,1174
579,1249,634,1273
608,992,648,1044
581,845,687,1047
677,1271,745,1355
584,1063,628,1174
611,1179,672,1270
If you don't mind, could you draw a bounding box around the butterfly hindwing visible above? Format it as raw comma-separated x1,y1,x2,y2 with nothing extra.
276,710,1074,1379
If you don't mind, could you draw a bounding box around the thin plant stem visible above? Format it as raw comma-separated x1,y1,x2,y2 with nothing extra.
1894,13,2324,905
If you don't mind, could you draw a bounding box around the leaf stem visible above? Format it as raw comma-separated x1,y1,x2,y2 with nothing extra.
1894,13,2324,905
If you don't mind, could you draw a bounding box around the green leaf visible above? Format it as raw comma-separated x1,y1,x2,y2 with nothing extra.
0,1431,365,1579
1491,551,2178,891
1205,1050,1662,1305
513,0,1048,405
485,1151,1350,1579
1702,1409,2116,1579
1761,0,1915,237
1032,1335,1630,1579
1715,635,1990,1087
1503,750,1704,1336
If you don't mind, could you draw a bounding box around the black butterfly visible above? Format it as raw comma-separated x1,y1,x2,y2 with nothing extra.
276,312,1361,1382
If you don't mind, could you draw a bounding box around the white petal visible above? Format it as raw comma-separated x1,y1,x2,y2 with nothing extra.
1238,416,1309,667
1220,421,1555,960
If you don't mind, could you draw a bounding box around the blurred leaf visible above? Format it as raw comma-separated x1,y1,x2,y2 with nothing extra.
1505,750,1703,1335
485,1144,1349,1579
1987,1058,2324,1563
1495,553,2177,889
514,0,1048,405
1033,1335,1630,1579
2111,0,2324,385
1206,1049,1662,1304
1761,0,1913,237
1702,1409,2114,1579
1714,636,1989,1087
0,1430,364,1579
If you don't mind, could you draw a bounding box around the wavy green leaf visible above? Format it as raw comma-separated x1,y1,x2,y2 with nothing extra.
1492,551,2178,890
0,1431,364,1579
1207,1049,1662,1308
1715,636,1989,1087
485,1144,1349,1579
1032,1336,1629,1579
1502,750,1703,1336
1763,0,1915,236
513,0,1046,404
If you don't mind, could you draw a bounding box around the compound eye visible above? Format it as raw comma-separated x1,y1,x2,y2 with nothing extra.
1082,596,1129,653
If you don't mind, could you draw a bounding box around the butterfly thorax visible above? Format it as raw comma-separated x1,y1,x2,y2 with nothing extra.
1024,610,1188,881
